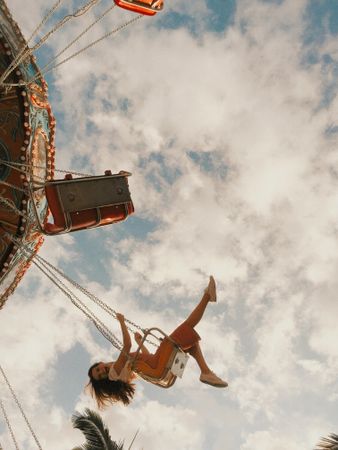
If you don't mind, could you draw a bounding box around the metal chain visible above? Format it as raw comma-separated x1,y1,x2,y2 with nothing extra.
0,233,125,355
34,253,158,348
0,0,66,85
35,252,158,347
4,232,158,348
40,4,116,77
42,166,91,177
24,0,66,45
28,0,102,56
0,398,20,450
0,196,34,227
0,0,101,86
0,233,124,350
5,15,143,87
36,14,143,81
0,159,92,179
1,13,142,88
0,179,28,194
33,258,159,353
0,365,43,450
32,256,124,351
0,160,47,183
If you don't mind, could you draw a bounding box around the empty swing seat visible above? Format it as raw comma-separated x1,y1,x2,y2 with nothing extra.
132,328,189,388
114,0,163,16
44,171,134,235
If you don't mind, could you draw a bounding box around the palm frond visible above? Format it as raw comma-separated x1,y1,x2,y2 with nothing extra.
72,408,123,450
128,430,139,450
315,433,338,450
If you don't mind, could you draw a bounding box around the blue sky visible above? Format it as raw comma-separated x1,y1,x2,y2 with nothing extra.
1,0,338,449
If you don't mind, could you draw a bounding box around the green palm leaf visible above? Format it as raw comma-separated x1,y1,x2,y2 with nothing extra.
71,408,123,450
315,433,338,450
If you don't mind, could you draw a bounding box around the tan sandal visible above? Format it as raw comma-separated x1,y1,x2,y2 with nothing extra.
205,275,217,302
200,371,228,388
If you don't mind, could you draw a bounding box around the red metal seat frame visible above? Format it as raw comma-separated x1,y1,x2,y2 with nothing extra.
30,172,134,235
114,0,163,16
131,328,188,388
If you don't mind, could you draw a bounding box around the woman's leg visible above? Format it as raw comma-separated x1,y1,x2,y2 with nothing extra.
187,342,228,388
182,278,227,388
184,276,216,329
187,342,212,374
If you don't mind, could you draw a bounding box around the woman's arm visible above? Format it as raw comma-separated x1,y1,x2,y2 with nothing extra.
113,313,132,375
117,313,131,350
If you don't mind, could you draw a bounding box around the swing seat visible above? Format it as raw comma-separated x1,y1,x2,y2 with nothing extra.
132,328,189,388
43,171,134,235
114,0,163,16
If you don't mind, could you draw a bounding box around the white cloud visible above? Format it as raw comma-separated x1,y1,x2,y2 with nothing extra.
241,430,308,450
2,0,338,448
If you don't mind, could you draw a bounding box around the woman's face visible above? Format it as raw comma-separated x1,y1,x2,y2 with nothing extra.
91,362,110,381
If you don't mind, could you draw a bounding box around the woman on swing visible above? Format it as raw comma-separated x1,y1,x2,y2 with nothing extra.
87,276,228,408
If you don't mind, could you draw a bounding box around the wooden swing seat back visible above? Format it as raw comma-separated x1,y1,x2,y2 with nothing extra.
114,0,163,16
43,171,134,235
132,328,189,389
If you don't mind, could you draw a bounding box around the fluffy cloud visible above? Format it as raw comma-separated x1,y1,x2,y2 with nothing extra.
1,0,338,449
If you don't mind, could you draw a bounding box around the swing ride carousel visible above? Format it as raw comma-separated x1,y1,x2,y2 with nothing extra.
0,0,191,447
0,0,55,307
0,0,146,309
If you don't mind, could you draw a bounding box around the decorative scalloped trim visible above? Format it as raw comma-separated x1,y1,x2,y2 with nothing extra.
0,0,55,308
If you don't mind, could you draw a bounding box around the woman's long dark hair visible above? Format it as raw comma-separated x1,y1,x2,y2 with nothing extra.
87,363,135,409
